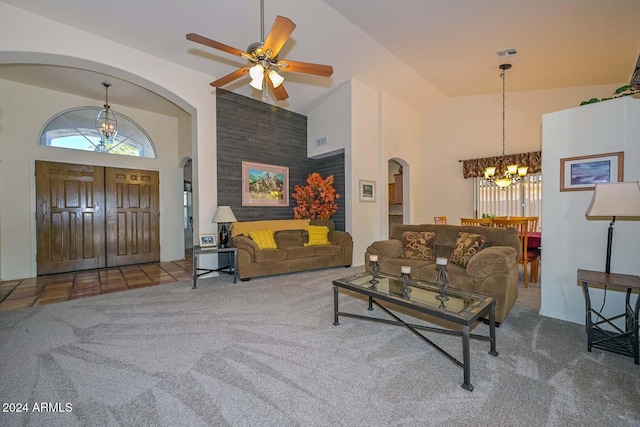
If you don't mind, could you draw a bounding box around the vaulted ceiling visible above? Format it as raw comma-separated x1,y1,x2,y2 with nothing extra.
1,0,639,116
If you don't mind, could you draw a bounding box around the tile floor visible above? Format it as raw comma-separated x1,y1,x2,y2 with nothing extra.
0,251,193,313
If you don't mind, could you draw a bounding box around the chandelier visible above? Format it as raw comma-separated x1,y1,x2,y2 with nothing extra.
95,82,118,151
484,64,527,189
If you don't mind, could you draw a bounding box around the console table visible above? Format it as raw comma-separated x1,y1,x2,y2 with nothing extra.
193,245,237,289
577,269,640,364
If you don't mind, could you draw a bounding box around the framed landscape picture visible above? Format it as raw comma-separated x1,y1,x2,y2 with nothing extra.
359,179,376,202
560,152,624,192
242,161,289,206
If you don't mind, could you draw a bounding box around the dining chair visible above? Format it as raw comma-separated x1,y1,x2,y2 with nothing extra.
522,216,539,233
460,217,493,227
521,216,540,282
501,216,539,232
491,218,539,288
434,216,448,225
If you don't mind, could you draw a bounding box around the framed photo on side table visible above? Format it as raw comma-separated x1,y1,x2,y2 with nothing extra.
560,152,624,192
359,179,376,202
199,234,217,248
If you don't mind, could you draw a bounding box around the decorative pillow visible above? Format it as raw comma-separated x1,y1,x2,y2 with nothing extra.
449,232,486,267
401,231,435,260
304,225,330,246
274,230,304,248
248,229,277,250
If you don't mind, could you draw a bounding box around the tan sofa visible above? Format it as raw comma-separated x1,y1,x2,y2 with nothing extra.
232,219,353,280
365,224,520,323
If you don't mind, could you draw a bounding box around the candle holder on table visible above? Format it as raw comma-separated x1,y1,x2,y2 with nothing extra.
401,265,412,297
369,255,379,288
435,257,449,308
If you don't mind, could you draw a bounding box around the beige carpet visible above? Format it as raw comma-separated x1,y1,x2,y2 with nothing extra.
0,266,638,426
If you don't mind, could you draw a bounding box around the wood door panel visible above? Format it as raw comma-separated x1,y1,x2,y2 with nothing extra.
105,168,160,266
36,161,106,274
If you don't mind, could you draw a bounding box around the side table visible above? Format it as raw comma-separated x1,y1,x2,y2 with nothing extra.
577,269,640,364
193,245,238,288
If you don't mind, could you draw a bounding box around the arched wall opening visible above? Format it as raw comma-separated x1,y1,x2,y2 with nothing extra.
388,157,410,236
0,51,200,279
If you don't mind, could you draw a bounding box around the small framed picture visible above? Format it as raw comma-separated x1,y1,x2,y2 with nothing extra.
560,151,624,192
359,179,376,202
199,234,217,248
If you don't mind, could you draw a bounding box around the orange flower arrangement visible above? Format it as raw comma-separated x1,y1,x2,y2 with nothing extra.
292,173,340,220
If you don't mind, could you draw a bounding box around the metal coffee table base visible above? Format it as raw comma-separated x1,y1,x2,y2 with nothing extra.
333,288,498,391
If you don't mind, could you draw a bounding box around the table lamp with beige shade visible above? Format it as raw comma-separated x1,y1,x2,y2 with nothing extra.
585,182,640,274
212,206,237,248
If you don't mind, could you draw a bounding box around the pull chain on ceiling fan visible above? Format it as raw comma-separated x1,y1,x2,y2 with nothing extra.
186,0,333,101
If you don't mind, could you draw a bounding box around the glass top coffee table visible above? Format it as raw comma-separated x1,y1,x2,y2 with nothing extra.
332,271,498,391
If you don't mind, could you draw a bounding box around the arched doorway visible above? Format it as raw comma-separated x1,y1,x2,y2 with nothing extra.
388,158,410,236
182,157,193,258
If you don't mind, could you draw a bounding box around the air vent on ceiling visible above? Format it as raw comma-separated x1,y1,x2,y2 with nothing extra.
497,48,518,58
316,137,327,147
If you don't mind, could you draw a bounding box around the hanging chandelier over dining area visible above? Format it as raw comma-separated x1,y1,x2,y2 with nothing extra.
484,64,528,189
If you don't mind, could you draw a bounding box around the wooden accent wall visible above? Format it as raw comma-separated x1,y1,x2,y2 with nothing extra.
216,89,346,230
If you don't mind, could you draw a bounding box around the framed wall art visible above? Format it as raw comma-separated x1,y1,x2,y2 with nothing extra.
359,179,376,202
242,161,289,206
560,151,624,192
199,234,217,248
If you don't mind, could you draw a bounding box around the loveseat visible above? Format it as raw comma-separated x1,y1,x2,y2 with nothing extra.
365,224,520,323
231,219,353,280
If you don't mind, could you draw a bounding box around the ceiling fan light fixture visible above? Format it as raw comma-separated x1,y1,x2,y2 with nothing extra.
185,0,333,102
268,69,284,88
249,64,264,90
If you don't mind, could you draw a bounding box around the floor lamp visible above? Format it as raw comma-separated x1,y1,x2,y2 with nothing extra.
585,182,640,274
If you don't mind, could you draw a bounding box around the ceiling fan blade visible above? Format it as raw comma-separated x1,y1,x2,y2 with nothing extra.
209,67,250,88
278,60,333,77
267,77,289,101
263,16,296,58
186,33,249,58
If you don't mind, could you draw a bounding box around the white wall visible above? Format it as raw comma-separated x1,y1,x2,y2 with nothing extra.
308,80,423,265
380,92,421,230
419,83,624,225
0,3,220,279
307,81,351,160
0,80,183,280
540,96,640,324
350,80,384,264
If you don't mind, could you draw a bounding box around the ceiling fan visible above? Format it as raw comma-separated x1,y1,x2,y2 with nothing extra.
186,0,333,101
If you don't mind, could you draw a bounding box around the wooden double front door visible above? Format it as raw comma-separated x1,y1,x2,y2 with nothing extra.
35,161,160,275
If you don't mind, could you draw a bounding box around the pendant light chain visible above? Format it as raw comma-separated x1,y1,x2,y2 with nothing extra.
482,63,527,189
104,82,110,110
500,65,506,173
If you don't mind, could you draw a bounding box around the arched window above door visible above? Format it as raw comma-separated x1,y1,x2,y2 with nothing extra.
39,107,156,158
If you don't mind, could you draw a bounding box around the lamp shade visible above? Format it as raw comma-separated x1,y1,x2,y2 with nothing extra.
268,70,284,88
249,64,264,90
585,182,640,218
212,206,237,223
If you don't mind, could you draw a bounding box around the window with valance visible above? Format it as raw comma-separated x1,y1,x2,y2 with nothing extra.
461,151,543,223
